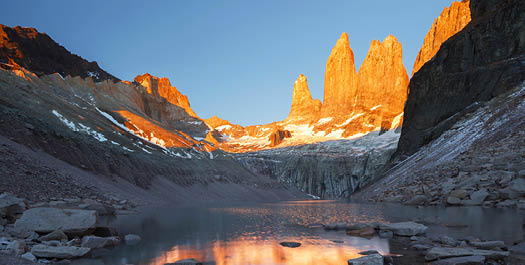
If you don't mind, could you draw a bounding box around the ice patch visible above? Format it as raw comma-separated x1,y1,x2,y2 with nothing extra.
317,117,333,125
370,105,382,111
391,112,404,129
337,113,363,127
215,125,232,131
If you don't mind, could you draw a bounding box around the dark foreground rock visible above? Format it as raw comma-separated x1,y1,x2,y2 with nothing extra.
15,208,97,235
347,253,384,265
397,0,525,156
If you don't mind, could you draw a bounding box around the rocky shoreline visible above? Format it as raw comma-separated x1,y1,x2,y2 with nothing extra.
0,193,139,264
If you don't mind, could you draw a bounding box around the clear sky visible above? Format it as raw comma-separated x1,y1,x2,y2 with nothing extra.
2,0,456,126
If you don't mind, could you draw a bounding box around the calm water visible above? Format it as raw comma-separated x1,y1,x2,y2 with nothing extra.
77,201,525,265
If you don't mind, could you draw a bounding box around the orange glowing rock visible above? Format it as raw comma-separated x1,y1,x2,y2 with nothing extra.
320,32,358,118
286,74,322,122
134,73,198,118
412,0,471,75
356,35,409,129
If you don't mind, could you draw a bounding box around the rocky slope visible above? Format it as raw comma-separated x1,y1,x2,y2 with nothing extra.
397,0,525,157
0,24,118,82
411,0,471,76
354,0,525,207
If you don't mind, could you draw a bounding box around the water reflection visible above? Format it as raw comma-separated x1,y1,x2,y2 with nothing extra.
89,201,525,265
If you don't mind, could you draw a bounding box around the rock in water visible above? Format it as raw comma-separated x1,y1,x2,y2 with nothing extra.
411,0,471,75
15,208,97,235
321,32,358,118
124,234,141,246
165,258,203,265
81,236,119,249
378,222,427,236
430,255,485,265
279,241,301,248
347,253,384,265
425,247,509,261
31,244,91,259
286,74,322,122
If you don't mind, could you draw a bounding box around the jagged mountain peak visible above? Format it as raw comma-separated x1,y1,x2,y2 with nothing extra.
286,74,322,122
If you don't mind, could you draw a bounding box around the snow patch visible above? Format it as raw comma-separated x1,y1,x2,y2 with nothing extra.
215,125,232,131
370,105,382,111
317,117,333,125
52,110,107,142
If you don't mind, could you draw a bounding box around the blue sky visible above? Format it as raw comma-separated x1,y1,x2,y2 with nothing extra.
2,0,456,126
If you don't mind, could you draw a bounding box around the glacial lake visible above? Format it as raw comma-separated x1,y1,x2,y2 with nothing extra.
75,201,525,265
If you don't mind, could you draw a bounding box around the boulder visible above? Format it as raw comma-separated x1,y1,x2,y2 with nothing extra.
21,252,37,262
0,193,27,218
446,196,462,206
378,230,393,239
469,240,505,250
165,258,203,265
347,226,376,237
425,247,509,261
39,230,68,242
324,222,348,230
279,241,301,248
449,190,469,199
15,208,97,235
31,244,90,259
430,255,485,265
7,240,25,255
508,242,525,255
439,236,457,246
81,236,119,249
124,234,141,246
347,253,384,265
462,189,489,205
406,195,427,205
378,222,427,236
80,200,115,216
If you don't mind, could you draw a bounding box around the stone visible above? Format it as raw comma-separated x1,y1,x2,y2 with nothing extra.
347,253,384,265
447,196,462,206
31,244,90,259
279,241,301,248
285,74,322,122
81,200,115,216
165,258,203,265
508,242,525,255
324,223,348,231
81,236,119,249
124,234,141,246
7,240,25,255
411,244,432,251
469,240,505,249
462,189,489,206
519,169,525,178
430,255,485,265
378,222,427,236
378,230,393,239
406,195,427,205
439,236,457,246
39,230,68,242
15,208,97,235
425,247,509,261
496,200,516,208
347,226,375,237
510,178,525,195
0,193,27,218
21,252,37,262
358,250,379,255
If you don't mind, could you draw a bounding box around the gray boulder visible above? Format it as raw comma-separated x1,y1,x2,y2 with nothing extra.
508,242,525,255
39,230,68,242
462,189,489,206
347,253,384,265
81,236,119,249
469,240,505,249
31,244,90,259
7,240,25,255
425,247,509,261
80,200,115,216
124,234,141,246
378,222,427,236
165,258,203,265
15,208,97,235
406,195,427,205
21,252,37,262
324,222,348,230
378,230,393,239
430,255,485,265
0,193,27,218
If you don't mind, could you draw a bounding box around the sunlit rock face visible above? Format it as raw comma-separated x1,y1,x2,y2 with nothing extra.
0,24,118,82
134,73,198,118
411,0,471,76
356,35,409,130
286,74,322,122
320,32,358,118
